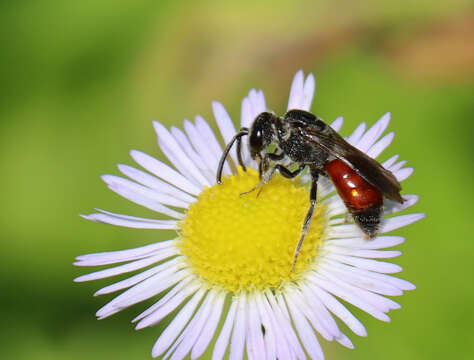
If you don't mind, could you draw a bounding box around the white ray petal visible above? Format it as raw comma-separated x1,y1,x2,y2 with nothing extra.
75,239,175,266
366,132,394,159
253,293,277,360
156,122,210,186
336,333,354,349
240,89,267,167
257,89,267,111
256,89,266,112
97,268,190,319
257,90,266,112
247,89,261,118
154,121,211,187
286,288,333,341
287,70,304,110
394,167,413,182
246,294,266,360
388,160,407,172
241,96,253,129
74,250,180,283
385,194,418,215
151,288,207,358
330,116,344,132
317,269,401,312
230,293,247,360
327,224,364,238
259,292,293,360
302,73,316,111
266,291,306,360
381,213,425,233
134,278,199,327
98,209,176,223
118,164,195,204
170,126,214,184
299,283,342,338
319,260,403,296
328,213,424,238
324,258,415,291
106,182,184,219
248,88,266,115
103,175,189,209
356,112,391,152
282,293,324,360
212,298,238,360
317,176,336,198
324,236,405,250
325,253,402,273
81,212,179,229
329,218,346,226
212,101,238,165
183,120,218,174
382,154,399,168
93,257,185,296
309,274,390,322
171,125,206,169
151,141,203,190
324,194,346,217
326,246,402,259
195,115,232,176
191,292,226,359
132,277,193,322
166,290,218,360
130,150,201,195
308,285,367,336
346,122,366,145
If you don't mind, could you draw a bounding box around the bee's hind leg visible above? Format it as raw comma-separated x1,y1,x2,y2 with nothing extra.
291,167,319,272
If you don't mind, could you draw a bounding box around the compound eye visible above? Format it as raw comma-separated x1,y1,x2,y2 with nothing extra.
249,127,263,154
249,112,274,155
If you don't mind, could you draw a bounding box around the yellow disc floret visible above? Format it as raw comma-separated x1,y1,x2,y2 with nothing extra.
178,167,326,293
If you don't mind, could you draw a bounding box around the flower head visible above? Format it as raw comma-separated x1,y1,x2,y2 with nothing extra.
75,70,423,359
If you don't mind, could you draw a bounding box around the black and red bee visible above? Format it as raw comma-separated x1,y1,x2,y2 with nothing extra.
216,109,404,271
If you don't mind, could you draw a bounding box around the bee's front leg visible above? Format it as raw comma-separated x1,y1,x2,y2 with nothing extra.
240,153,283,196
240,163,276,197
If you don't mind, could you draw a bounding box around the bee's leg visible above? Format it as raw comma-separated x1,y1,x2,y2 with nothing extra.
241,153,291,196
292,168,319,272
241,152,284,196
254,153,263,179
240,164,277,196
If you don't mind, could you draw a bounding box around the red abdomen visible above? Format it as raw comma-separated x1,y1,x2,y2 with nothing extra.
325,159,383,211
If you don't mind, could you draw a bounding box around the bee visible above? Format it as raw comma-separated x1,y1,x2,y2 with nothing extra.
216,109,404,271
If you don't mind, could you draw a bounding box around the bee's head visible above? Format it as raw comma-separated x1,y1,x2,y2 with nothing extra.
249,112,276,159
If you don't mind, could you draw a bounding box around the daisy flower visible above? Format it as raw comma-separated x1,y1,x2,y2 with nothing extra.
75,70,423,360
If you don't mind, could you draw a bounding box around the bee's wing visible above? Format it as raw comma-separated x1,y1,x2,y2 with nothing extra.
302,125,404,203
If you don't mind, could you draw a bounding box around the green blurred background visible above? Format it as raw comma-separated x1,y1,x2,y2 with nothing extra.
1,1,473,359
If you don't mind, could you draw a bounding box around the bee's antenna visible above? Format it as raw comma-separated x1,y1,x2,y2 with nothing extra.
216,128,249,184
236,131,247,173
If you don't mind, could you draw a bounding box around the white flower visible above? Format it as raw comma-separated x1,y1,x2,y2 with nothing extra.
75,70,424,360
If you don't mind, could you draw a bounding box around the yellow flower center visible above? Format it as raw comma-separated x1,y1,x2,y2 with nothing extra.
177,167,327,293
